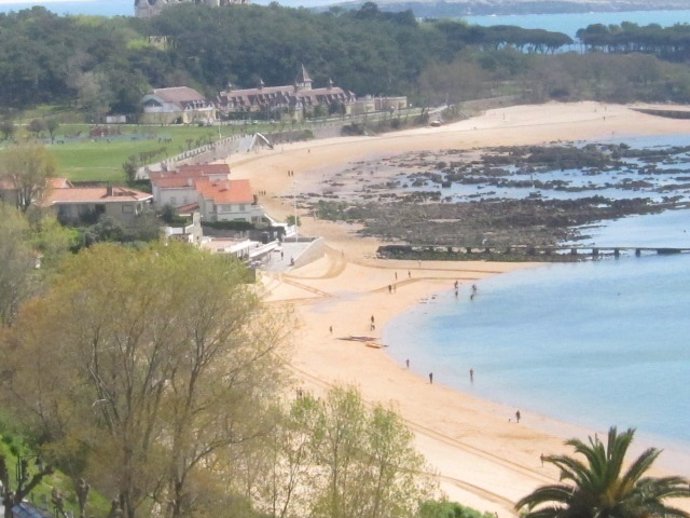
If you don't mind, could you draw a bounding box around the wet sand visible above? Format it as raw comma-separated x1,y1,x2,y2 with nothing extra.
225,102,690,516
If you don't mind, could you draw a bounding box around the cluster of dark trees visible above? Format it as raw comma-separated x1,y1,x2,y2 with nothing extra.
1,3,690,117
357,0,690,17
577,22,690,61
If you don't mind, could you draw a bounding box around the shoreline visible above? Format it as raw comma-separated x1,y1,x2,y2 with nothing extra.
381,267,690,479
229,102,690,516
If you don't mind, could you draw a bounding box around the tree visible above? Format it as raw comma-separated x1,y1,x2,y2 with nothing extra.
27,118,46,139
0,203,34,327
515,427,690,518
74,71,114,122
249,386,435,518
122,155,138,184
0,143,56,211
0,455,54,518
45,118,60,144
2,242,288,518
0,118,15,141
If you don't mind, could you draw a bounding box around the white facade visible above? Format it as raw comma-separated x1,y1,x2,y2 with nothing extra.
198,197,264,223
152,184,198,208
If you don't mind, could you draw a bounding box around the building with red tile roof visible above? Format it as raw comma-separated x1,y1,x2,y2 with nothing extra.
150,163,231,208
217,65,356,121
0,177,72,209
150,164,263,223
142,86,216,124
196,178,263,223
43,185,153,224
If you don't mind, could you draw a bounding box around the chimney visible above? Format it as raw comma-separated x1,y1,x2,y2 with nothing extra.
106,183,113,196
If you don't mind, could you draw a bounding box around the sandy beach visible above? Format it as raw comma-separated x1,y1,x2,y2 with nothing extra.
225,102,690,516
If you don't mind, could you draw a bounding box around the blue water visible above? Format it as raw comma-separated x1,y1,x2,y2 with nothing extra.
392,133,690,205
464,10,690,39
385,252,690,450
0,1,131,16
385,132,690,456
5,2,690,29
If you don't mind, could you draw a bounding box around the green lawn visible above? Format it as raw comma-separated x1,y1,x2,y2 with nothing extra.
49,124,224,183
0,431,110,516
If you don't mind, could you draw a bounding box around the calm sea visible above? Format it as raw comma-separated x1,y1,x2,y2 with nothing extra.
464,10,690,38
5,1,690,34
0,1,131,16
384,136,690,465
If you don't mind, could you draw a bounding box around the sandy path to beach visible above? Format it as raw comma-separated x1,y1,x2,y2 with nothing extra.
226,102,690,516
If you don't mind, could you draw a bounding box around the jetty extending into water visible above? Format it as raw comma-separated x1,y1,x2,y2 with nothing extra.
377,244,690,261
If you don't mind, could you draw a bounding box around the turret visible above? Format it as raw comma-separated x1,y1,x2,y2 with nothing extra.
294,64,313,91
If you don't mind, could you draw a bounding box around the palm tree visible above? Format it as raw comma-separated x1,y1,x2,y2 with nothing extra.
515,426,690,518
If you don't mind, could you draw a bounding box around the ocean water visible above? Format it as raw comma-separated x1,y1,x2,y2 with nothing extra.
5,2,690,28
0,1,131,16
384,251,690,450
396,134,690,204
384,134,690,458
464,10,690,39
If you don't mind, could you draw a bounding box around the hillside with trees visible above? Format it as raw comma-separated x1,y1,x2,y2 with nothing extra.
0,224,459,518
2,3,690,122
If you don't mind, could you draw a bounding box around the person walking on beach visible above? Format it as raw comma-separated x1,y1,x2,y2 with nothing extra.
515,410,521,423
405,358,410,369
469,368,474,383
429,372,433,384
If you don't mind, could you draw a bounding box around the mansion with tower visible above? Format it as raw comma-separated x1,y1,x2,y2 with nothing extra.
217,65,357,121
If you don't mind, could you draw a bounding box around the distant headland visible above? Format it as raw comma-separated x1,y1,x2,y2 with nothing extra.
322,0,690,16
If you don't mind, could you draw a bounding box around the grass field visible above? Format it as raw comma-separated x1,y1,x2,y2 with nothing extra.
0,430,110,516
47,124,224,183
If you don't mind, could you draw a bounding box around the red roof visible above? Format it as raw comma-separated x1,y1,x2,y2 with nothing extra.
152,177,195,189
195,178,253,204
152,86,207,104
44,187,152,205
150,164,231,188
177,202,200,214
178,164,230,176
50,177,72,189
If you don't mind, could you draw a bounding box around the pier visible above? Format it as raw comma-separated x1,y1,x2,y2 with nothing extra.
377,244,690,260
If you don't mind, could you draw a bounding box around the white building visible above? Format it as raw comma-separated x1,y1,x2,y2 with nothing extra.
141,86,216,124
150,164,230,208
150,164,264,223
